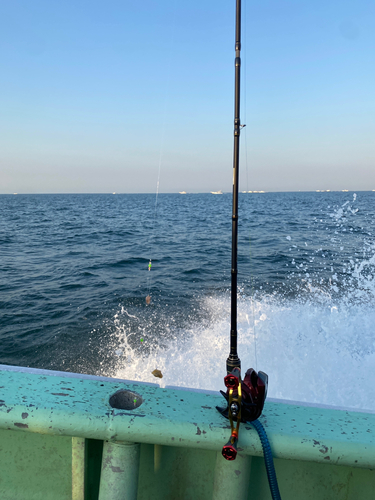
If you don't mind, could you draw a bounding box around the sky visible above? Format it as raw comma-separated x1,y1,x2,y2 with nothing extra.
1,0,374,194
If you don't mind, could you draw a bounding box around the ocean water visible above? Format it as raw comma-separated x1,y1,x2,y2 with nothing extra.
1,191,375,411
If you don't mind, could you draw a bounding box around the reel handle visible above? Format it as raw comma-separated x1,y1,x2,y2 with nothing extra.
222,432,238,461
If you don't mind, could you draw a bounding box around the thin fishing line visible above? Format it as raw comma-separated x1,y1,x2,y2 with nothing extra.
242,0,257,369
243,0,249,193
244,132,258,371
146,0,177,299
148,130,164,262
249,235,258,371
147,131,164,296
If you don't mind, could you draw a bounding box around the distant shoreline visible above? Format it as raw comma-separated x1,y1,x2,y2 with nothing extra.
1,190,373,196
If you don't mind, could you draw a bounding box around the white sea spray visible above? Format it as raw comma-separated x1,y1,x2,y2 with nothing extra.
107,192,375,411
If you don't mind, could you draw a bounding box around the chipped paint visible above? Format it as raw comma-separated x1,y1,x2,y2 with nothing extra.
0,364,375,474
99,441,140,500
109,466,124,473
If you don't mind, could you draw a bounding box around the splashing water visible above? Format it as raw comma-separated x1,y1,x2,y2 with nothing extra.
2,192,375,411
104,193,375,412
105,287,375,411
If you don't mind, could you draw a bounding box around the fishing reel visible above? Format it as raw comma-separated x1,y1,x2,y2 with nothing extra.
216,367,268,460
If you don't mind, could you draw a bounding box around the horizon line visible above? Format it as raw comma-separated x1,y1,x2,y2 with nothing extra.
1,189,372,196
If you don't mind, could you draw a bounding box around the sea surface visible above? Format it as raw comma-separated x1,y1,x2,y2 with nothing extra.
1,191,375,411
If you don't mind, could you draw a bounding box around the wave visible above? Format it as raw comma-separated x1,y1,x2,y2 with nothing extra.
105,289,375,412
103,193,375,411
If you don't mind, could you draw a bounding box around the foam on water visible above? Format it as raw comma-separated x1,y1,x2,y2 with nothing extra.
106,291,375,412
3,191,375,405
106,193,375,412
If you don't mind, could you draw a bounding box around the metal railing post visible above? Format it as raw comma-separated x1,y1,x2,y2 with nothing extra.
98,441,140,500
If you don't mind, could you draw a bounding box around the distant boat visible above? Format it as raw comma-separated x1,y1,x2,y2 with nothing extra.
210,190,223,195
179,191,187,194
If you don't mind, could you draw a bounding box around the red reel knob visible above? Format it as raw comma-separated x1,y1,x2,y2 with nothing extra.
224,367,241,389
222,443,237,461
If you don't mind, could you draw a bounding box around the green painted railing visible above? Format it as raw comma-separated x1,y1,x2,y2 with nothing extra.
0,364,374,499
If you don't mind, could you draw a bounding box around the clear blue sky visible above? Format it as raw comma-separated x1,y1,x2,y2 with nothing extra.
1,0,374,193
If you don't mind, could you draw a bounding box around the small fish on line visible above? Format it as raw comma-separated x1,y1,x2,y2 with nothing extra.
146,295,151,305
152,369,163,379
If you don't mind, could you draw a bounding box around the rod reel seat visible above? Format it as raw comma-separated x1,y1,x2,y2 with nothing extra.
217,367,268,460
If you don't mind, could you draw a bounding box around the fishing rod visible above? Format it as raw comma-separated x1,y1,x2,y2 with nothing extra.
217,0,270,466
216,2,281,495
227,0,242,376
